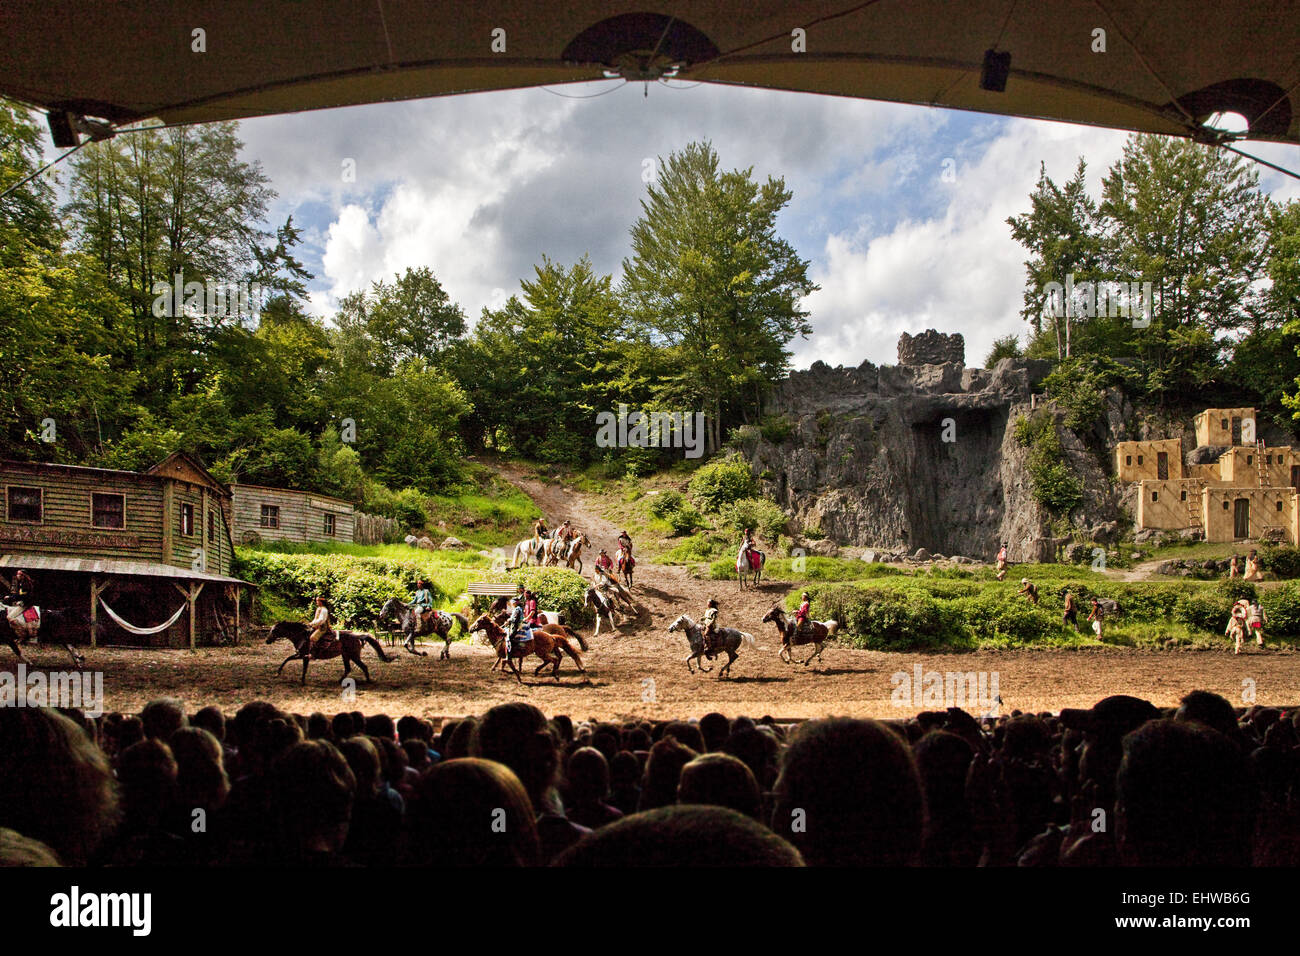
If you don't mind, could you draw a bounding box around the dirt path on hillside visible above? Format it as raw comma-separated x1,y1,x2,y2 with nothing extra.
21,465,1299,723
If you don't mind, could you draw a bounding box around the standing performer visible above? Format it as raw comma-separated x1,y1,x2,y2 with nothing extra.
1062,591,1078,630
1247,598,1267,650
996,543,1009,581
1243,550,1264,581
1087,598,1105,639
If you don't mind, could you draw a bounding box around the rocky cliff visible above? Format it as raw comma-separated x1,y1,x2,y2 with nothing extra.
744,344,1121,562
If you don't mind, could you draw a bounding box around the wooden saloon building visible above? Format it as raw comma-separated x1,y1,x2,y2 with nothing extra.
0,452,251,648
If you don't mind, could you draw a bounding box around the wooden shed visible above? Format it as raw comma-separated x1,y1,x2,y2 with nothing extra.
0,452,251,647
230,483,356,546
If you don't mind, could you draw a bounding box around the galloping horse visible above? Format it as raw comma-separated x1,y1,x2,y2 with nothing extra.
584,586,622,637
378,598,469,660
736,545,764,589
593,569,636,614
511,536,548,568
615,546,635,589
761,605,839,667
667,613,753,679
468,613,586,683
266,621,392,685
0,600,85,668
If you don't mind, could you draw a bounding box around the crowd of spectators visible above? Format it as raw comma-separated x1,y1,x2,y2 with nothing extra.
1,690,1297,866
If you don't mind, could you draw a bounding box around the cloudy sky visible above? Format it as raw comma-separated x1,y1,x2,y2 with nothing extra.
231,80,1300,370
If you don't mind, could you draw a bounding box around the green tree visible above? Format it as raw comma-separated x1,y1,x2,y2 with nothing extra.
621,141,816,454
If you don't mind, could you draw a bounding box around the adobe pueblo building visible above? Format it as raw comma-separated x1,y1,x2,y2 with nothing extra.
1118,408,1300,543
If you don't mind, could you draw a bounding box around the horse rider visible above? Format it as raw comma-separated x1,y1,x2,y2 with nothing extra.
554,520,575,560
702,598,720,658
595,548,614,578
532,518,550,561
740,528,764,569
795,591,812,637
412,578,434,633
306,596,336,655
617,529,633,556
505,597,533,656
523,588,540,627
5,569,36,608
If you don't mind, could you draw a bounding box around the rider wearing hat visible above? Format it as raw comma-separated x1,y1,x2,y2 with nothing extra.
307,596,335,654
617,530,633,555
702,598,720,657
595,548,614,577
505,596,533,655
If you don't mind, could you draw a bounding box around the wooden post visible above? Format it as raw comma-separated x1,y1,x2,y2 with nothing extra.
190,581,204,649
233,585,241,644
89,577,103,648
162,480,174,564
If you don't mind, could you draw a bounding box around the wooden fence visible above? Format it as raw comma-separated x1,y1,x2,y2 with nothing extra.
353,511,400,545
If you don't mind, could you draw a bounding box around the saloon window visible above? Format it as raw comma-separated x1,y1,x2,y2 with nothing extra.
92,492,125,529
7,486,42,522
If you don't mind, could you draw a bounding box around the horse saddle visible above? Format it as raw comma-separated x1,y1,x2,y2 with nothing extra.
22,606,39,623
744,549,761,569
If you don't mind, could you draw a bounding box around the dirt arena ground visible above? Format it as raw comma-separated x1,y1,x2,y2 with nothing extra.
8,468,1296,722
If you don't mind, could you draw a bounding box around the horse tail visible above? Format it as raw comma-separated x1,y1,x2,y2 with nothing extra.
564,624,588,652
452,611,470,635
559,637,585,671
742,632,756,647
364,634,394,662
823,620,839,637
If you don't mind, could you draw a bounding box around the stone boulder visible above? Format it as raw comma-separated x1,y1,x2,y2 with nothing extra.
912,547,932,561
438,536,466,550
808,539,840,557
416,536,435,550
404,534,418,546
898,329,964,366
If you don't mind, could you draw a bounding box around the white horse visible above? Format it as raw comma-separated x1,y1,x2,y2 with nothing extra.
736,545,764,589
511,537,546,568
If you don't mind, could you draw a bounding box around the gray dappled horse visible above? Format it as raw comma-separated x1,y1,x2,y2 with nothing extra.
667,613,753,679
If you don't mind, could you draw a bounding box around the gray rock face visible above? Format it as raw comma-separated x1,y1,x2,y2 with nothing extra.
747,350,1120,561
898,329,965,366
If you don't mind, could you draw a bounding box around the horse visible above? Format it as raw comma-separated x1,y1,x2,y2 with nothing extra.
736,546,764,589
761,605,839,667
0,600,85,668
616,545,635,589
511,536,547,568
584,586,622,637
378,598,469,660
468,613,586,683
560,532,591,574
266,621,392,685
593,569,637,614
484,595,565,627
667,613,752,679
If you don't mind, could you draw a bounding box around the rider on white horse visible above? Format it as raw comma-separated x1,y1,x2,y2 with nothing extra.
740,528,764,570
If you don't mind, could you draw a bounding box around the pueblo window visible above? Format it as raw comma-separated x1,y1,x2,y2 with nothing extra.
92,492,125,529
260,504,280,529
7,486,42,522
180,502,195,536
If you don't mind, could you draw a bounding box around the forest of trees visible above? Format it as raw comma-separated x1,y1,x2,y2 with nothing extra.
0,102,814,518
3,94,1299,526
1002,135,1300,436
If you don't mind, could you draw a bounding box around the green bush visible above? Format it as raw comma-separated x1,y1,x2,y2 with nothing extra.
1216,579,1258,604
1261,582,1300,636
759,414,795,444
503,566,590,623
1172,592,1224,634
1259,544,1300,579
718,497,788,542
1014,412,1082,516
648,490,685,519
687,456,759,512
666,504,703,536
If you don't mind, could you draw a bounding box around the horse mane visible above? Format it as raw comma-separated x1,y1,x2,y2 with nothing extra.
269,620,310,640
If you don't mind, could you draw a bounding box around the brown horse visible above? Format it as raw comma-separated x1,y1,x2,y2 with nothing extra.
469,613,586,683
762,605,838,667
266,621,392,685
560,532,591,574
616,545,635,589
